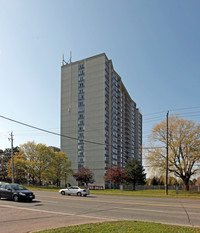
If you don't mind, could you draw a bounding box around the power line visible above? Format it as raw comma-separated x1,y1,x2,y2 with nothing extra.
143,118,165,124
143,106,200,117
0,115,105,146
143,110,167,117
0,114,162,150
170,106,200,112
173,110,200,115
143,115,165,121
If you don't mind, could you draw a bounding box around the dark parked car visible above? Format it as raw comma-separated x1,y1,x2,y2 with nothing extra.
0,183,35,202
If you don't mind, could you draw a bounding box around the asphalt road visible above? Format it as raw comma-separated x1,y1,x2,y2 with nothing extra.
0,190,200,233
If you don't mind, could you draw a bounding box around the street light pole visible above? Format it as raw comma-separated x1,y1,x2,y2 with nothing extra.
165,112,169,195
9,132,14,183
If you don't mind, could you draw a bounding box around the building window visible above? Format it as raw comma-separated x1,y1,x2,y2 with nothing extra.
78,126,85,131
78,144,84,150
78,63,84,70
112,161,118,165
78,157,85,162
78,76,85,81
78,107,85,112
78,119,85,125
78,113,84,119
78,151,84,156
112,148,118,154
78,82,85,88
78,132,84,138
78,88,85,94
78,70,85,75
78,101,85,106
78,95,84,100
78,139,84,144
113,137,118,143
112,154,118,160
105,130,109,136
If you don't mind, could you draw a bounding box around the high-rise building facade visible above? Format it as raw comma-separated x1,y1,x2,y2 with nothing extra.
61,53,142,187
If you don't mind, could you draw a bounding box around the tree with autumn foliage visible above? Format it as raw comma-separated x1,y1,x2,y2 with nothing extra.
105,167,127,186
73,167,95,186
147,116,200,191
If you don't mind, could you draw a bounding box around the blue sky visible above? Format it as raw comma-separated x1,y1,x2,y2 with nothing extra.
0,0,200,154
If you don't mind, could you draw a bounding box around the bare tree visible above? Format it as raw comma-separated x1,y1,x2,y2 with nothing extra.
146,116,200,190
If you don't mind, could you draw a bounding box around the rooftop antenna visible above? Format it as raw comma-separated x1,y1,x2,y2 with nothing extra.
70,50,72,63
62,53,67,66
62,51,72,65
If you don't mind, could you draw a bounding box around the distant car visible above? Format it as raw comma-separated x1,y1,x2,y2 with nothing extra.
59,186,90,197
0,183,35,202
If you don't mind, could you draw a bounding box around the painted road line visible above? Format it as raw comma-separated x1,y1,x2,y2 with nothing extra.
35,195,200,209
0,204,117,221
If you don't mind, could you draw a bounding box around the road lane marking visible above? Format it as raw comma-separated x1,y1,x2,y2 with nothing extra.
112,207,200,216
40,200,58,204
0,204,117,221
113,207,166,213
35,195,200,210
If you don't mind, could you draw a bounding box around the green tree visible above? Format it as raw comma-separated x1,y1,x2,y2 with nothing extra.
19,141,54,185
1,147,19,181
147,116,200,191
7,150,26,183
150,176,159,185
34,143,55,185
46,151,72,187
19,141,38,184
0,149,7,180
125,158,146,190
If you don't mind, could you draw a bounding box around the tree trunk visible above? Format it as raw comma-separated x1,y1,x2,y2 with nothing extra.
39,178,42,186
56,179,60,187
32,176,35,185
183,180,190,191
132,182,136,191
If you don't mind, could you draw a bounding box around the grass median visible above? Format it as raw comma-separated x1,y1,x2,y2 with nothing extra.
27,185,200,199
35,220,200,233
90,189,200,199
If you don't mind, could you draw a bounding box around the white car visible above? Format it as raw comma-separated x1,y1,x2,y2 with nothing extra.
59,186,90,197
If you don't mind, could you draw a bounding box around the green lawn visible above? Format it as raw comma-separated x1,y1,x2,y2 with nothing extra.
35,220,200,233
89,189,200,199
27,185,200,199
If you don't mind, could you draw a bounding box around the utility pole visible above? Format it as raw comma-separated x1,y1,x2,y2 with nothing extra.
165,112,169,195
9,132,14,183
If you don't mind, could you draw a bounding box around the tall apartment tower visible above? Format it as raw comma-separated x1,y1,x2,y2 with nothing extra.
61,53,142,187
